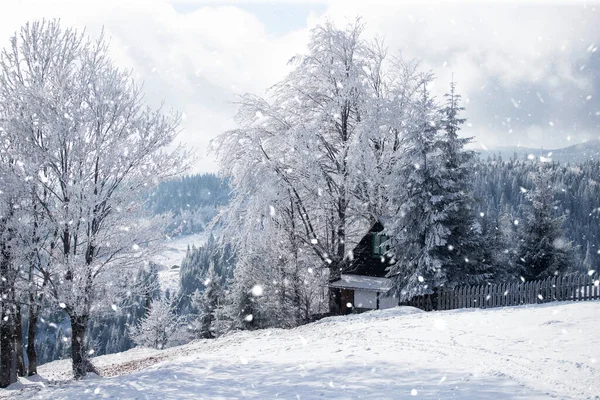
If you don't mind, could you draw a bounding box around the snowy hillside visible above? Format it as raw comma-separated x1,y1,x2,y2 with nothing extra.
5,301,599,399
151,233,208,293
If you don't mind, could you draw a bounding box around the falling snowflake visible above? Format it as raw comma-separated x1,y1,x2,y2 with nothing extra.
251,285,263,297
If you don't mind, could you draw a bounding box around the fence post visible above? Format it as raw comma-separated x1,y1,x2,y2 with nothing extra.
469,286,474,308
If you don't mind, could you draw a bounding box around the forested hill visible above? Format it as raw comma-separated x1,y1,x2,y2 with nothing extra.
473,157,600,269
149,173,230,214
145,163,599,266
147,173,230,236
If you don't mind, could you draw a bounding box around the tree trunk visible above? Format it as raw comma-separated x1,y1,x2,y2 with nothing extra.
26,304,38,376
328,259,343,315
14,308,25,377
0,305,16,388
70,314,89,379
328,285,341,315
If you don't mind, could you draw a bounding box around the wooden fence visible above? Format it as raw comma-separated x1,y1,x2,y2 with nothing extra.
402,273,600,312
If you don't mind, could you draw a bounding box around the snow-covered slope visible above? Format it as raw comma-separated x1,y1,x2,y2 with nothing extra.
151,233,207,293
5,301,599,399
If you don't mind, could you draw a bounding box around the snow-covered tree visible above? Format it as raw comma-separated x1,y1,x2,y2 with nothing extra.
385,78,451,300
583,241,594,272
129,295,179,349
212,20,413,315
438,82,490,286
0,20,186,378
516,164,573,280
179,234,233,308
191,263,222,338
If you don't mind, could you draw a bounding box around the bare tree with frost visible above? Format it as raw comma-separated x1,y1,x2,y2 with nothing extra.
0,20,186,378
213,20,401,315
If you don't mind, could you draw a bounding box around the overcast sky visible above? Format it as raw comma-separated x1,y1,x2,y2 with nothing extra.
1,0,599,172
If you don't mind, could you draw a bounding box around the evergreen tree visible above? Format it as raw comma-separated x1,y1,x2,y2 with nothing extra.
129,296,179,350
516,165,573,280
191,263,222,338
386,81,450,300
178,235,234,312
438,81,491,286
583,241,594,272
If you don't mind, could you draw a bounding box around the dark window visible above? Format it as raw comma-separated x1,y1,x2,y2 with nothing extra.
372,233,388,257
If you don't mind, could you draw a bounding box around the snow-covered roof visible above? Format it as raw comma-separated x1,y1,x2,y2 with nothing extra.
329,274,392,292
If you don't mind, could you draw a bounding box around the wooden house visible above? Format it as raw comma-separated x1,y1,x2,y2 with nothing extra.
329,221,398,314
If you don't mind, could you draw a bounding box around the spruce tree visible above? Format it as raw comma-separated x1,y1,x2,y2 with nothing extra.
129,296,179,350
191,263,222,338
583,240,594,272
438,81,491,286
516,164,573,280
387,81,450,300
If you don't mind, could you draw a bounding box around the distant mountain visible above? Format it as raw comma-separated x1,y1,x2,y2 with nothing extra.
478,139,600,164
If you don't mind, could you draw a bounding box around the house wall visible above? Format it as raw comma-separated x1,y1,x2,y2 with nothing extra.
354,290,398,310
379,294,398,310
354,290,377,309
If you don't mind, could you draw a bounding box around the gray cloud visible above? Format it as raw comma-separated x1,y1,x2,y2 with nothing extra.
0,0,598,171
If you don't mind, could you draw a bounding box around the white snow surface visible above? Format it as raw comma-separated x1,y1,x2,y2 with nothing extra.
3,301,600,399
329,274,392,292
152,233,207,293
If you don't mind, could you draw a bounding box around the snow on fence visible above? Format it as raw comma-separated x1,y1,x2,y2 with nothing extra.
402,273,600,312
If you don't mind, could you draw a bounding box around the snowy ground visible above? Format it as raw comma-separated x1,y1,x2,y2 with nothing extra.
3,301,599,399
151,233,207,293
